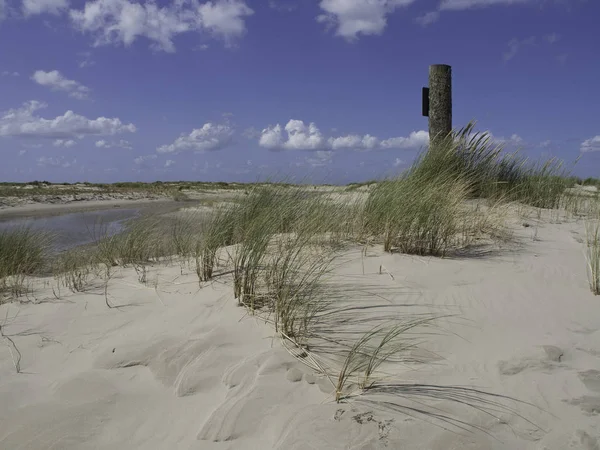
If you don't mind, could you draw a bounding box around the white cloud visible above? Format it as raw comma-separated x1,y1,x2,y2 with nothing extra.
198,0,254,42
581,136,600,153
157,122,233,153
380,130,430,149
258,119,428,151
95,139,132,149
503,36,536,61
285,120,326,150
393,158,404,167
259,124,284,149
495,133,523,146
424,0,551,25
306,150,333,167
439,0,534,10
53,138,76,147
134,154,157,166
78,51,96,68
1,71,20,77
18,149,27,156
165,159,175,167
31,70,90,99
268,0,296,12
70,0,253,52
415,10,440,26
329,134,379,150
260,120,326,150
317,0,415,41
0,0,6,21
23,0,68,15
0,100,136,139
37,156,76,168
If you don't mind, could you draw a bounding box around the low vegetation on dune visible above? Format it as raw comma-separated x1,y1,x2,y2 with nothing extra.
0,227,54,300
3,122,600,433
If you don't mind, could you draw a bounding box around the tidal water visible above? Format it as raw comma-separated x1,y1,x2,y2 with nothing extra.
0,208,140,253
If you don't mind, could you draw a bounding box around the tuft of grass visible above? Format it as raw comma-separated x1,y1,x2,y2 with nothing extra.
93,216,172,269
53,248,96,293
406,122,574,209
363,175,487,256
265,232,336,344
0,227,53,301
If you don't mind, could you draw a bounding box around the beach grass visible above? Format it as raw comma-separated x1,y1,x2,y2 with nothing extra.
0,227,53,300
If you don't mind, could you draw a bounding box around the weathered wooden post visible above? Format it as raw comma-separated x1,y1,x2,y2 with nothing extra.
422,64,452,151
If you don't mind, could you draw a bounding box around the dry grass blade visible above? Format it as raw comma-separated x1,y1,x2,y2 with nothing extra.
585,215,600,295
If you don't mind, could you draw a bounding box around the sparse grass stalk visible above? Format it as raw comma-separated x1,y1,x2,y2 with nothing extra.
585,216,600,295
53,248,96,293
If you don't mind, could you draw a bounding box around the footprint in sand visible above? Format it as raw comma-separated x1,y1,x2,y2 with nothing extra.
575,430,600,450
564,396,600,415
564,370,600,416
498,346,564,376
578,370,600,393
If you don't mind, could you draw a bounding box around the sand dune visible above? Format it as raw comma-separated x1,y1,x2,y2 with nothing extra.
1,212,600,449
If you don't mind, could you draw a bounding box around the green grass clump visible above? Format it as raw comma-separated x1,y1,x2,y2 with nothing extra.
360,122,578,257
363,172,489,256
0,227,53,300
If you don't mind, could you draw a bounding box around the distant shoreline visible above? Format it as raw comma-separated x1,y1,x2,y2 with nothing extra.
0,198,195,221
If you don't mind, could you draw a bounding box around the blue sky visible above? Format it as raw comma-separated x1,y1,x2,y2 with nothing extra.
0,0,598,184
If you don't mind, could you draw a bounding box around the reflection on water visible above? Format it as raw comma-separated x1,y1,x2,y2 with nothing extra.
0,208,140,253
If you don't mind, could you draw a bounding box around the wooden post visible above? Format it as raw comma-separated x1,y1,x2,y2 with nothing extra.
427,64,452,151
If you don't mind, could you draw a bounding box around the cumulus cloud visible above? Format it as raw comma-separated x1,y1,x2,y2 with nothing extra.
380,131,430,149
157,122,233,153
317,0,415,41
329,134,379,150
581,136,600,153
23,0,68,15
70,0,253,52
258,119,429,151
31,70,90,99
37,156,76,168
53,138,76,147
260,120,326,150
0,100,136,139
165,159,175,167
95,139,132,149
198,0,254,42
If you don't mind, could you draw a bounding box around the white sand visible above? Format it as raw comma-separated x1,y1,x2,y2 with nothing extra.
2,212,600,449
